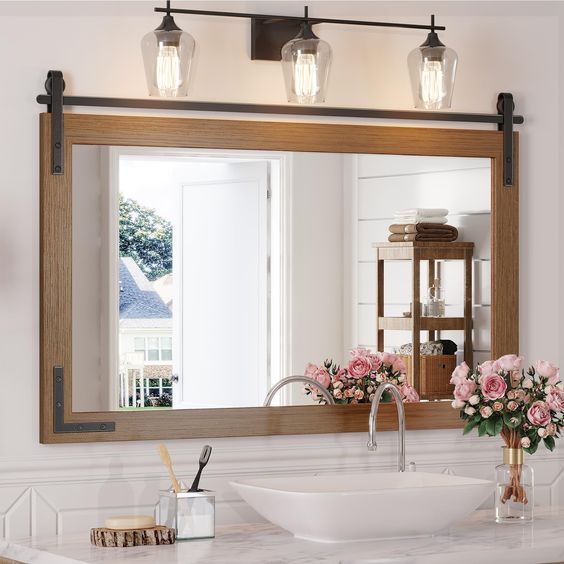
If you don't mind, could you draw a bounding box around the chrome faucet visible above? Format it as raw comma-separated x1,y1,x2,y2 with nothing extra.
263,375,336,406
367,382,406,472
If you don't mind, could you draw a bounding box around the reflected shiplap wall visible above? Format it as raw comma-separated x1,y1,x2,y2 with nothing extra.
347,155,491,362
0,1,562,540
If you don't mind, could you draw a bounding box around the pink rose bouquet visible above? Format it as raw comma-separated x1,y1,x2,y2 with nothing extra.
304,348,420,405
451,355,563,505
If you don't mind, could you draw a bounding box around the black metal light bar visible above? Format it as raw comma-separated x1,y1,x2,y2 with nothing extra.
154,5,446,61
154,6,446,31
37,71,523,186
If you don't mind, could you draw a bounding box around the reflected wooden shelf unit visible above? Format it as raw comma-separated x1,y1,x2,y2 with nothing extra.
373,241,474,394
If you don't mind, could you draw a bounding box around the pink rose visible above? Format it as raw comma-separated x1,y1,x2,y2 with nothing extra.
344,388,354,398
478,360,499,378
392,357,407,374
304,363,318,377
350,347,371,358
313,368,331,389
348,356,371,378
527,400,551,426
401,384,420,403
492,401,504,412
497,354,523,372
546,423,557,436
450,362,470,385
536,360,560,384
480,406,493,418
481,373,507,401
334,368,347,381
333,389,343,399
453,379,477,402
369,354,383,371
546,388,564,412
507,401,519,411
354,389,364,400
381,352,398,367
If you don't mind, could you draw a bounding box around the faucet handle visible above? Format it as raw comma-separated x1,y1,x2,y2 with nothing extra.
407,461,417,472
367,441,377,452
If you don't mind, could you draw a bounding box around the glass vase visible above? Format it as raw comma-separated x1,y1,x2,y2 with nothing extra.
495,447,534,523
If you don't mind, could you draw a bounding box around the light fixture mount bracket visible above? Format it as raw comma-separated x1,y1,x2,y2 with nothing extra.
251,18,303,61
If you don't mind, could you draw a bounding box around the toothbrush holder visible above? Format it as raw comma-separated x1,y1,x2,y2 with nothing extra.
158,489,215,540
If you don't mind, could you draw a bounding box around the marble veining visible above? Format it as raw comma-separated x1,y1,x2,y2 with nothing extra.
2,507,564,564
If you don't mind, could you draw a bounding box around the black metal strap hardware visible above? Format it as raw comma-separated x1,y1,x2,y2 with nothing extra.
53,366,116,433
39,71,522,187
497,93,515,187
45,70,65,175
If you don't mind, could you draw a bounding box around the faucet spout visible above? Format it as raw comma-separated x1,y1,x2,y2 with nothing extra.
368,382,406,472
263,375,336,407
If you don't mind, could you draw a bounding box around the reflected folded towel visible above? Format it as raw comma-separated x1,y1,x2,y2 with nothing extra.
389,223,459,237
393,216,448,224
388,232,458,243
394,208,448,218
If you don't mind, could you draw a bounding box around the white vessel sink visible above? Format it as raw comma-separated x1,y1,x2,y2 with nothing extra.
230,472,493,543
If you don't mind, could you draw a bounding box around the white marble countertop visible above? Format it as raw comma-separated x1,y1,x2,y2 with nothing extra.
2,507,564,564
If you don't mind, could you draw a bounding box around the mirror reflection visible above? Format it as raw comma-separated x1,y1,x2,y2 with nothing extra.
72,147,491,411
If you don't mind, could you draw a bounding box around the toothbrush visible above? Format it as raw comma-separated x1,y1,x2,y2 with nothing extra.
158,443,181,493
189,445,213,492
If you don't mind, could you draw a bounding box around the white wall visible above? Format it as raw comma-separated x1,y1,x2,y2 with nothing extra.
0,1,562,539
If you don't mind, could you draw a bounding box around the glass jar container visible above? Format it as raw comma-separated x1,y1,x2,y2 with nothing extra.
495,447,534,523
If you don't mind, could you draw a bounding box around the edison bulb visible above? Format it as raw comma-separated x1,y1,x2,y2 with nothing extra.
281,25,331,105
408,34,457,110
293,53,320,100
419,60,446,107
156,45,182,95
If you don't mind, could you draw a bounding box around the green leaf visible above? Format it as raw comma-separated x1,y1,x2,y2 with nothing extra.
463,418,480,435
478,420,488,437
485,417,496,436
544,436,556,452
493,415,503,436
524,441,539,455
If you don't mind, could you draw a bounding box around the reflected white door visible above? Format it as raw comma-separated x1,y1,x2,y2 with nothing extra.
173,162,269,408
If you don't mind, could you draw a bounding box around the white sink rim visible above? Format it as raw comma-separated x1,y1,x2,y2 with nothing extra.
230,471,494,543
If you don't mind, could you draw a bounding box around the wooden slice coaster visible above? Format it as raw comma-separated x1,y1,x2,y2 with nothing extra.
90,525,176,547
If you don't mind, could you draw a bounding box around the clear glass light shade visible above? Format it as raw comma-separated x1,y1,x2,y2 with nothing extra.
281,33,331,104
141,21,195,97
408,43,457,110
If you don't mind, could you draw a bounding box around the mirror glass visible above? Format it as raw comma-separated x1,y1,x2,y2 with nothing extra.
71,146,491,411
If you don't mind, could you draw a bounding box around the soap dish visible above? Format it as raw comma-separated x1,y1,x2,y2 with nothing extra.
90,525,176,547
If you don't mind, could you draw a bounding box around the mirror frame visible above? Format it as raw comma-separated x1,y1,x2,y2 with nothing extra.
39,113,518,443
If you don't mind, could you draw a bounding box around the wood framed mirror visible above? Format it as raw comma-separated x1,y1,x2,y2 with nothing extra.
39,113,518,443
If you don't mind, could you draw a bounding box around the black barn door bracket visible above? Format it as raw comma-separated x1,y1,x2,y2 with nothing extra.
40,70,522,186
497,92,515,187
45,70,65,175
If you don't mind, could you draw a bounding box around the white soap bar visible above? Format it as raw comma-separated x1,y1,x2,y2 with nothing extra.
105,515,155,530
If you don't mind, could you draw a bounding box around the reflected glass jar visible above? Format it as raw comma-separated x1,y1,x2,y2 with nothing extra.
495,447,534,523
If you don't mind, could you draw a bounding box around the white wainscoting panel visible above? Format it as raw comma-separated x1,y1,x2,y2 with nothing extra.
1,431,563,540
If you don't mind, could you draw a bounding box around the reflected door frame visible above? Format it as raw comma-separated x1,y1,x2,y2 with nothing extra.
106,147,293,411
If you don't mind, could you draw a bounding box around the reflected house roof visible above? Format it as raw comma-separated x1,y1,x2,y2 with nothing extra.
119,257,172,327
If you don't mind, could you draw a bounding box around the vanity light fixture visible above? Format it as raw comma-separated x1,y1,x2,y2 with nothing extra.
141,0,195,97
145,4,456,106
407,15,458,110
281,7,332,104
